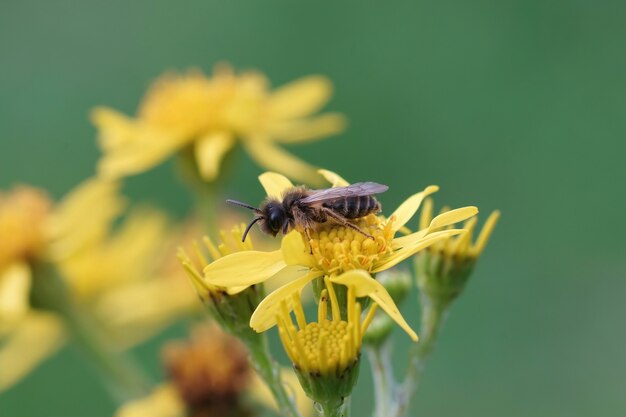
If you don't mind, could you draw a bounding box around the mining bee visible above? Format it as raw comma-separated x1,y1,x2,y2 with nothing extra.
227,182,389,250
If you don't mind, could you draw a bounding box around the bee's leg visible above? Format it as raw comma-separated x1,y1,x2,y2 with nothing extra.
321,207,375,240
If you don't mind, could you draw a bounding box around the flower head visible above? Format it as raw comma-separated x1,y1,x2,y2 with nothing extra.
115,324,313,417
92,64,346,184
203,170,478,340
277,274,376,376
415,198,500,306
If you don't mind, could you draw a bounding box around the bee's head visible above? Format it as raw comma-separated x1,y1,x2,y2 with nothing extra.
258,200,287,237
226,198,287,241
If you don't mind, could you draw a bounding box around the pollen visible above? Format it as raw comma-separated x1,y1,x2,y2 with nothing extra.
277,278,378,376
307,214,394,275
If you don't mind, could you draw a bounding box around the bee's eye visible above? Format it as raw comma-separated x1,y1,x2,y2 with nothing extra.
268,209,283,232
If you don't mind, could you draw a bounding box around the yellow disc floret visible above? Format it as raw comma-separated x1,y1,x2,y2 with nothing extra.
308,214,394,275
277,278,378,376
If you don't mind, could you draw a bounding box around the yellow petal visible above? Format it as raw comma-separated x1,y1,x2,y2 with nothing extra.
268,76,332,120
194,131,235,181
248,367,314,417
46,179,125,261
376,229,466,272
388,186,439,233
271,113,346,143
281,231,317,268
429,206,478,229
0,262,31,325
114,384,184,417
250,269,322,332
244,140,323,186
0,312,65,391
330,270,418,341
318,169,350,187
258,172,294,199
471,210,501,256
392,206,479,249
203,250,286,288
92,108,190,179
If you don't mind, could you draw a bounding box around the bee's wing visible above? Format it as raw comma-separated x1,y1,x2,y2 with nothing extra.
300,182,389,204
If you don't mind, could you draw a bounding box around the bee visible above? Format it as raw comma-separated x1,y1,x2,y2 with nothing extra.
227,182,389,249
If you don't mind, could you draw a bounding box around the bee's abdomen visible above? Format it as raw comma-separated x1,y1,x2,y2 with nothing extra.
325,195,380,219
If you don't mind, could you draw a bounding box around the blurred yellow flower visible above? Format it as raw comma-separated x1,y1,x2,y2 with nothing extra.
0,179,122,391
0,179,196,390
92,64,346,184
114,324,313,417
203,170,478,340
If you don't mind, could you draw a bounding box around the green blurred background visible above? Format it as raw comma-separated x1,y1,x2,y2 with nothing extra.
1,1,625,416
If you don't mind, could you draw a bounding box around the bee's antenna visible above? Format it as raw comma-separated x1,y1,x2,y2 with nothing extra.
242,217,263,242
226,199,262,214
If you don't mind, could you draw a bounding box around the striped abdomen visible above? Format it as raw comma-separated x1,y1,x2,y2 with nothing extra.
323,195,381,219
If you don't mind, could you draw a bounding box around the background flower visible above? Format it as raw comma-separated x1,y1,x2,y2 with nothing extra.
92,64,345,185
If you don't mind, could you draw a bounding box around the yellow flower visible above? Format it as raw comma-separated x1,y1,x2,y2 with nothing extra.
419,198,500,259
114,324,313,417
92,64,346,184
0,179,194,389
277,272,378,376
0,179,122,391
203,170,478,340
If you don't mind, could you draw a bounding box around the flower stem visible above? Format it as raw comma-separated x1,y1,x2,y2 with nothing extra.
395,294,448,417
316,399,347,417
244,333,301,417
30,264,151,403
367,342,396,417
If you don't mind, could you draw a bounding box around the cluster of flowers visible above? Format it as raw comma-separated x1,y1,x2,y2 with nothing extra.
1,63,498,417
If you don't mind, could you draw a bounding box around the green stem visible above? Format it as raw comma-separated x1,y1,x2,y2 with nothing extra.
30,265,151,403
244,333,301,417
394,294,448,417
367,342,396,417
316,400,347,417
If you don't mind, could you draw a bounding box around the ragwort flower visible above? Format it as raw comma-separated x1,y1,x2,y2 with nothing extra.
92,64,346,185
0,179,122,390
415,198,500,305
0,179,193,390
114,324,313,417
203,170,478,340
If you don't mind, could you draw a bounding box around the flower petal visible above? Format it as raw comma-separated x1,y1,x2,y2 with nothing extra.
0,262,31,325
203,250,286,288
471,210,501,256
375,229,466,272
91,108,189,179
281,231,316,268
270,113,346,144
114,384,184,417
268,76,333,120
330,270,418,341
244,140,323,186
392,206,479,249
258,172,294,199
0,312,65,391
250,269,322,332
388,186,439,233
318,169,350,187
194,131,235,181
248,367,314,417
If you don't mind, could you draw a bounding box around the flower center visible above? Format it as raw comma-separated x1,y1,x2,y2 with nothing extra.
292,320,354,374
308,214,394,275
